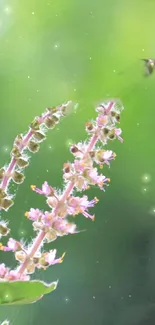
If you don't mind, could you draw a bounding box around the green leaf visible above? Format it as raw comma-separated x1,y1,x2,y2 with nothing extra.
0,280,58,306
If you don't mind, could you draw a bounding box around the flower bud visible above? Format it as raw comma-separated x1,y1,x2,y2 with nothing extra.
46,107,57,113
28,141,40,153
15,250,26,262
85,122,94,132
33,131,46,142
115,114,120,122
26,262,35,274
61,105,68,115
33,221,44,231
30,118,40,131
11,146,21,158
1,198,14,210
63,163,71,173
108,130,115,139
45,230,57,243
39,255,49,267
110,111,116,117
52,115,59,123
70,145,79,154
33,256,40,264
0,223,10,236
44,117,56,129
103,128,109,135
89,151,95,158
0,168,5,180
16,157,29,168
12,171,25,184
14,134,23,147
0,188,7,199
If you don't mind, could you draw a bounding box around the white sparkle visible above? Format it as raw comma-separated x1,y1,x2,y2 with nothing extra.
74,88,76,92
142,49,144,52
66,139,73,147
18,228,26,237
113,69,116,73
32,12,35,15
48,145,53,150
64,297,70,303
54,43,60,50
1,145,10,154
141,173,151,184
89,57,92,60
129,294,131,298
93,296,95,299
137,123,139,126
4,6,12,15
28,75,30,79
109,285,111,289
149,207,155,216
46,169,49,173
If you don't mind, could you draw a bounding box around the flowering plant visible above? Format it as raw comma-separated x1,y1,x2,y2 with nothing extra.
0,99,124,324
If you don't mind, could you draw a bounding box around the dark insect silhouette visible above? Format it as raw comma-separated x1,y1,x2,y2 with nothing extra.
141,58,155,76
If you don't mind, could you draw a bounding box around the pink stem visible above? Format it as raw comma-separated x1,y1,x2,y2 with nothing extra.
106,101,115,114
17,230,46,277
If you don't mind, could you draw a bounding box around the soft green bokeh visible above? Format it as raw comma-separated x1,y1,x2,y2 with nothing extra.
1,0,155,324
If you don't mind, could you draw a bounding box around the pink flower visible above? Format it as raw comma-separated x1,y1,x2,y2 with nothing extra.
31,181,54,196
102,150,116,166
42,211,52,226
114,128,123,142
0,263,8,277
25,208,41,221
87,168,110,190
5,270,30,281
7,238,21,252
67,195,98,220
96,114,109,127
74,160,86,173
53,218,77,235
44,249,65,265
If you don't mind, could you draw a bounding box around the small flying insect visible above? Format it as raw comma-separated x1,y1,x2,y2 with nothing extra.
141,58,155,76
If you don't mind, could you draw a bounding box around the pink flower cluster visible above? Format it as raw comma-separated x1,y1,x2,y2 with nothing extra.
0,99,124,282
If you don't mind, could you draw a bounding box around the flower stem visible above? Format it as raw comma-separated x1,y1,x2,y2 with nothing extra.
0,101,71,210
17,230,46,277
16,133,99,278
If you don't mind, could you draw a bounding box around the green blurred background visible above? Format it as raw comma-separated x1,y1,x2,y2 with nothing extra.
1,0,155,324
